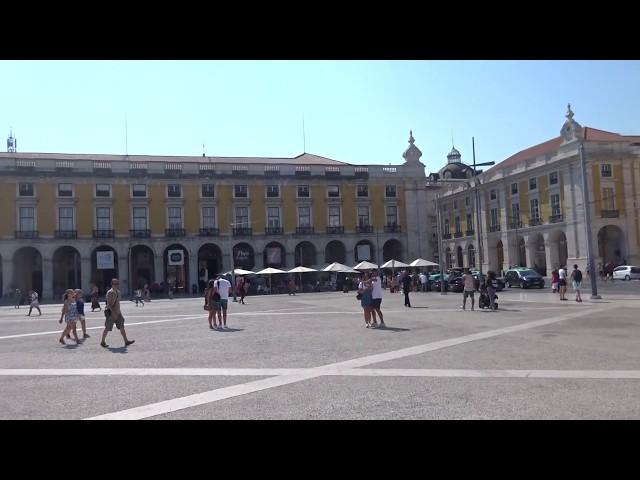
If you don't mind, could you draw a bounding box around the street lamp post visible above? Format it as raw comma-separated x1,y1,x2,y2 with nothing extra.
435,193,447,295
471,137,495,278
579,141,601,299
228,222,246,303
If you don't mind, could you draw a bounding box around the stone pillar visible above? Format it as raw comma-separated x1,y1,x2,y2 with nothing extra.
345,247,355,267
80,256,92,292
286,251,295,269
42,258,53,300
2,257,14,297
154,254,164,285
189,253,199,295
118,255,129,296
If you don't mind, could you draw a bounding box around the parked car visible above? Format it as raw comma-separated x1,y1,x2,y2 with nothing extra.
429,273,449,292
471,270,505,291
504,268,545,289
612,265,640,281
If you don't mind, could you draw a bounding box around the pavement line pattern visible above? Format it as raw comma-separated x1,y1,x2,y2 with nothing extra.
3,367,640,379
86,305,612,420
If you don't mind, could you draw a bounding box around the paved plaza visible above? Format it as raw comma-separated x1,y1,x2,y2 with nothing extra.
1,283,640,419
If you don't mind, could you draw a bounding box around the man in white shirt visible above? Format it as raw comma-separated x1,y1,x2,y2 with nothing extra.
370,273,385,327
419,273,428,292
558,266,568,301
213,275,232,329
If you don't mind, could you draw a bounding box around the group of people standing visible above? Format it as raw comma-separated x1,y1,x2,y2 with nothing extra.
357,271,385,328
204,276,232,329
550,265,583,302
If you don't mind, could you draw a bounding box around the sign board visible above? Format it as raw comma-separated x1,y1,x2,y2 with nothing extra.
266,247,281,265
167,249,184,266
96,251,114,270
357,244,371,261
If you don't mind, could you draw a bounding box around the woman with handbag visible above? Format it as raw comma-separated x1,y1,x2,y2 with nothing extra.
358,273,376,328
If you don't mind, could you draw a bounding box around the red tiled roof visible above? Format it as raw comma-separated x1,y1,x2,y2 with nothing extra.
485,126,640,174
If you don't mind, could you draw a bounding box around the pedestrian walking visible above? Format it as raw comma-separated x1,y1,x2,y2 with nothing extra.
73,289,90,339
570,264,583,303
90,284,101,312
204,279,218,329
486,270,497,311
461,268,476,311
14,288,21,308
143,283,150,302
240,278,249,304
370,272,385,327
100,278,135,348
58,289,81,345
134,288,144,307
358,274,375,328
401,270,412,307
288,278,296,296
551,269,559,294
419,272,428,292
27,290,41,316
212,275,232,329
558,265,568,300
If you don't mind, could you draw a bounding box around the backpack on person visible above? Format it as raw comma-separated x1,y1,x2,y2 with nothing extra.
574,269,582,282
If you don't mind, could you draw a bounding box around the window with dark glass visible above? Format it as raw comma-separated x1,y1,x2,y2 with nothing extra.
511,183,518,195
96,207,111,230
58,183,73,197
529,177,537,191
266,185,280,198
549,172,559,185
168,184,181,198
58,207,74,230
385,185,396,197
298,206,310,227
327,185,340,198
297,185,309,198
133,207,148,229
201,184,215,198
132,184,147,197
601,164,612,178
234,185,248,198
356,185,368,197
18,183,34,197
328,206,341,226
96,184,111,197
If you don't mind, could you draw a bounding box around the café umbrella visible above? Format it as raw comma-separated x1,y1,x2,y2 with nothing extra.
255,267,287,294
353,261,378,270
409,258,439,268
322,262,359,273
288,266,318,289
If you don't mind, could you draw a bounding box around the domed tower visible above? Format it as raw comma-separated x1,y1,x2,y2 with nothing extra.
437,143,474,179
446,146,461,164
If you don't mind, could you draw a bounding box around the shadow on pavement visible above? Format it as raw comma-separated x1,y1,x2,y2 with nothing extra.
107,346,129,354
373,326,411,332
213,328,244,333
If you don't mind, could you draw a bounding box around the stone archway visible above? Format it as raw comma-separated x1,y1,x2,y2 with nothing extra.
517,237,527,268
325,240,346,264
52,246,81,298
130,245,155,291
528,233,546,275
382,239,403,262
598,225,626,265
198,243,223,292
295,241,317,267
548,230,568,270
13,247,43,298
355,240,375,263
264,241,286,268
468,244,476,268
91,245,119,295
233,243,255,270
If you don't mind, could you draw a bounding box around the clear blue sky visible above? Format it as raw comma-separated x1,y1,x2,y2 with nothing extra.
1,60,639,173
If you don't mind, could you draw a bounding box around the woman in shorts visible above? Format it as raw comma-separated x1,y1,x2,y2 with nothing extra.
59,289,81,345
358,273,376,328
205,279,218,329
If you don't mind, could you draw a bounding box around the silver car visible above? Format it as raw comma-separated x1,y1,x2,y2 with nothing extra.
612,265,640,281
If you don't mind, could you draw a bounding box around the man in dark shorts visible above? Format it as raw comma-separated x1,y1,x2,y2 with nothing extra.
101,278,135,348
401,271,412,307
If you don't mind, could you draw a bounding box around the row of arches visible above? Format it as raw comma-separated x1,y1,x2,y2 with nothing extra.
4,238,405,297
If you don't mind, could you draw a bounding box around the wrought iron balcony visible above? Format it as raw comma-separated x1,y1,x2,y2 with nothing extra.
130,229,151,238
601,210,619,218
465,229,475,236
55,230,77,239
15,230,39,239
528,219,542,227
442,233,452,240
488,224,501,232
549,214,564,223
265,226,284,235
199,228,220,237
296,226,315,235
454,231,463,238
356,225,374,234
384,224,401,233
165,228,186,237
93,229,114,239
326,226,344,234
233,227,252,237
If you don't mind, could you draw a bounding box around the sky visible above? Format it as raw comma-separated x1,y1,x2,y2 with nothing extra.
1,60,639,174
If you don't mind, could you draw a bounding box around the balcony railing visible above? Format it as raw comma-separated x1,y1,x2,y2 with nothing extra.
295,226,315,235
528,219,542,227
130,229,151,238
384,224,401,233
601,209,619,218
549,214,564,223
356,225,374,234
488,224,501,232
199,228,220,237
465,229,475,236
55,230,78,239
454,231,463,238
442,233,452,239
15,230,39,239
233,227,252,237
265,226,284,235
93,229,114,239
165,228,186,237
326,226,344,234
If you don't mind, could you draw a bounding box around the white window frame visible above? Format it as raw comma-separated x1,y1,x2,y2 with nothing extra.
454,215,461,233
201,183,215,198
466,213,473,231
167,206,184,229
234,184,249,199
57,183,74,198
132,184,147,198
490,208,499,227
549,172,559,186
328,205,341,226
511,183,518,195
529,177,537,191
490,189,497,201
357,205,370,226
266,185,280,199
327,185,340,198
18,206,37,231
386,205,398,226
601,164,612,178
201,206,216,229
356,184,369,198
550,193,561,217
385,184,397,198
602,187,615,210
132,206,148,230
18,183,36,197
95,207,112,231
234,206,250,227
57,206,75,231
297,205,312,227
266,206,281,228
167,184,182,198
530,198,540,221
511,203,520,223
95,184,111,198
296,185,310,198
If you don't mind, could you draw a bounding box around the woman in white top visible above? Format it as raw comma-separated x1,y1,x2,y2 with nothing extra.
370,273,385,327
